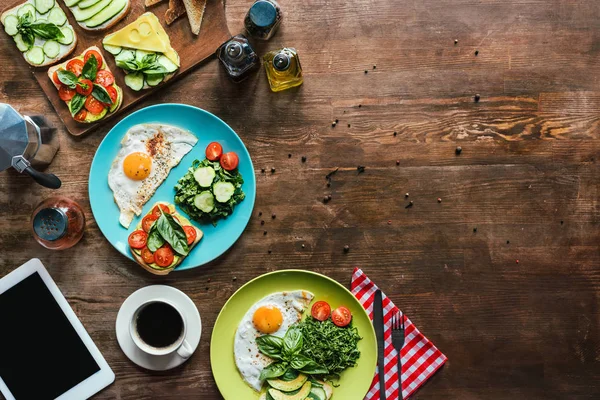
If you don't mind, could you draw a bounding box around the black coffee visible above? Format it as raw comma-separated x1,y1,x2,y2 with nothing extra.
136,302,183,348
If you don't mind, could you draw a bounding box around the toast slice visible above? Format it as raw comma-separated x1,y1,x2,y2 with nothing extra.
165,0,187,25
130,202,203,275
182,0,206,35
67,0,131,32
1,1,78,67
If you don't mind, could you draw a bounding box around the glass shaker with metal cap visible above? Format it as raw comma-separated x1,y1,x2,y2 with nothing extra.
31,196,85,250
216,35,260,82
244,0,282,40
263,47,303,92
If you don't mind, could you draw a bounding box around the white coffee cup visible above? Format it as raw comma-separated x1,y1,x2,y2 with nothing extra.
130,299,193,359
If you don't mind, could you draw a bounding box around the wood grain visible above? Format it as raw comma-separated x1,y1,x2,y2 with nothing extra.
1,0,600,399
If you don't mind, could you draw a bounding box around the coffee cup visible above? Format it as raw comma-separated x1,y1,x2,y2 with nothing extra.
130,299,193,359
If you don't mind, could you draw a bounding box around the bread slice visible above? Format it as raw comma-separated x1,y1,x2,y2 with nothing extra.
76,0,131,32
47,46,123,123
130,202,204,275
165,0,186,25
1,1,78,67
145,0,166,6
182,0,206,35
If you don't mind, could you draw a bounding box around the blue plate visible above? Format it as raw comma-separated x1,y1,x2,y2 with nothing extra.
89,104,256,271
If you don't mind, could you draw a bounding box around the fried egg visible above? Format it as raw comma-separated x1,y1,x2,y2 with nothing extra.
108,124,197,228
234,290,314,392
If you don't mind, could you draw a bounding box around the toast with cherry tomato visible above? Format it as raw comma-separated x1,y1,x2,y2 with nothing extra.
47,46,123,124
128,202,203,275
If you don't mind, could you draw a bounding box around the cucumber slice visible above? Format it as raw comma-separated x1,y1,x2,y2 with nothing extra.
309,387,327,400
193,167,215,187
213,181,235,203
114,48,134,62
145,73,164,87
77,0,101,8
157,55,178,73
35,0,55,14
135,49,152,63
64,0,82,6
71,0,110,22
194,192,215,213
103,44,122,55
3,15,18,36
124,72,144,91
14,33,31,52
47,7,67,26
109,85,122,112
57,26,73,45
42,40,60,58
25,46,45,65
17,4,37,20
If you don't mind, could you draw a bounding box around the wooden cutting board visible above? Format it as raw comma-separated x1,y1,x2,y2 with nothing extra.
3,0,230,136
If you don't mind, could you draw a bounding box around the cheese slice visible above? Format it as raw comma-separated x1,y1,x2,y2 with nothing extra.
103,12,180,66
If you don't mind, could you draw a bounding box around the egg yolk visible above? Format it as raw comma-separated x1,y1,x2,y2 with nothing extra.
123,152,152,180
253,305,283,334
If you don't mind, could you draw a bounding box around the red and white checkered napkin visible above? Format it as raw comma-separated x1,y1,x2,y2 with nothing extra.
351,268,447,399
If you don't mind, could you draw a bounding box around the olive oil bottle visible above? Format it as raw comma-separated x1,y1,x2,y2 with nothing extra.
263,47,303,92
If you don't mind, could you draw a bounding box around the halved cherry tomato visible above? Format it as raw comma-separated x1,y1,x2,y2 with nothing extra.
52,69,63,86
154,247,174,267
331,306,352,327
141,247,155,264
58,85,75,101
206,142,223,161
85,96,105,114
104,85,118,106
76,79,93,96
311,301,331,321
95,69,114,87
152,204,171,217
74,109,87,122
142,215,158,232
128,230,148,249
84,50,103,69
220,152,239,171
183,226,196,245
66,59,84,76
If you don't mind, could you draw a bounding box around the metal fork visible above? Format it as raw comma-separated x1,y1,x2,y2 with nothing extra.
391,312,405,400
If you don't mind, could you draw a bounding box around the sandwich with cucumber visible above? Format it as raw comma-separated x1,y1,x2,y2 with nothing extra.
62,0,130,31
48,46,123,123
1,0,77,66
102,12,180,91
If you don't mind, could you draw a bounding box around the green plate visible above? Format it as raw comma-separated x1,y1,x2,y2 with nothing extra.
210,270,377,399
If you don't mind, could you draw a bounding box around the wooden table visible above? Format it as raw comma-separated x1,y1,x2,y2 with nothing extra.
1,0,600,398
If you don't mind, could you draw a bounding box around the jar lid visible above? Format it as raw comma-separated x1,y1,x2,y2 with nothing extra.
273,52,291,71
249,1,277,28
226,41,244,59
33,207,67,241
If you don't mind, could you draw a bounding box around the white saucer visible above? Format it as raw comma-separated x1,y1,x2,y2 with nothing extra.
116,285,201,371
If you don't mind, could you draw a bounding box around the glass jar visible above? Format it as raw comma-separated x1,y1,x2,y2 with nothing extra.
216,35,260,82
263,47,303,92
31,196,85,250
244,0,282,40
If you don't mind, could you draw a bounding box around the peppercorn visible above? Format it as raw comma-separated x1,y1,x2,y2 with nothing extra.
288,153,292,158
454,39,458,44
323,196,329,203
455,146,462,155
405,193,409,198
301,156,307,162
343,245,350,253
268,249,272,254
258,211,262,216
364,70,368,74
335,119,339,123
301,244,305,248
327,195,332,200
473,227,477,233
357,165,366,173
261,168,265,173
271,167,275,173
373,65,376,69
474,94,480,103
396,160,400,165
348,123,351,127
332,121,337,127
393,131,397,136
263,231,267,235
271,213,276,219
475,50,479,56
405,201,414,209
260,220,265,225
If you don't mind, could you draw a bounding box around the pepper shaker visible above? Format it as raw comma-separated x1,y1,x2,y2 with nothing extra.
216,35,260,82
31,196,85,250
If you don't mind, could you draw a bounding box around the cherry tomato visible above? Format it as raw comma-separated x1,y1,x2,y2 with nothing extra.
74,109,88,122
94,69,114,87
183,226,196,245
128,230,148,249
142,215,158,233
104,85,118,106
58,85,75,101
154,247,174,267
220,152,239,171
52,69,62,86
205,142,223,161
76,79,93,96
84,50,103,69
311,301,331,321
85,96,105,114
152,204,171,217
331,306,352,327
66,59,84,76
141,247,155,264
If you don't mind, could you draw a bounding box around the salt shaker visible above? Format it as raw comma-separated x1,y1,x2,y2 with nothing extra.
31,196,85,250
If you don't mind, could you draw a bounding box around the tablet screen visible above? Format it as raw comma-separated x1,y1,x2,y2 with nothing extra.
0,272,101,400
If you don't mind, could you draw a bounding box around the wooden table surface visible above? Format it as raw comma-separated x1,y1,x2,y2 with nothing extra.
1,0,600,398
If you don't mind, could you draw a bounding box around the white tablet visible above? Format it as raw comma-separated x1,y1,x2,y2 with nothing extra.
0,259,114,400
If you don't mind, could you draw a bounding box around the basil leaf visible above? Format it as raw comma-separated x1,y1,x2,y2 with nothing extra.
18,12,32,26
116,59,140,72
21,30,34,50
283,326,303,357
92,84,112,105
296,358,329,375
30,22,64,40
147,224,164,252
259,362,288,381
81,54,98,81
141,53,157,66
142,64,167,74
69,93,86,116
155,211,189,255
58,70,78,88
281,369,299,381
256,335,284,360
